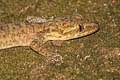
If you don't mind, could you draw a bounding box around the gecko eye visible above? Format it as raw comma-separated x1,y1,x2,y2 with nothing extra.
79,24,83,32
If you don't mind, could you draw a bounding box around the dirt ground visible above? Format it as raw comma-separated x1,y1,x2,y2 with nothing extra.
0,0,120,80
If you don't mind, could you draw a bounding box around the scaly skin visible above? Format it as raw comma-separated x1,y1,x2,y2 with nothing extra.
0,15,99,64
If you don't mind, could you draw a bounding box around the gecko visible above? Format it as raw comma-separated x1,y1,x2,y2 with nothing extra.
0,14,99,64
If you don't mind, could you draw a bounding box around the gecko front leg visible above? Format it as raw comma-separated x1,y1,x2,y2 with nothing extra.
30,39,63,65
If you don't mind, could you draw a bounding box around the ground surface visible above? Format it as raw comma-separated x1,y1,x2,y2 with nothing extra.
0,0,120,80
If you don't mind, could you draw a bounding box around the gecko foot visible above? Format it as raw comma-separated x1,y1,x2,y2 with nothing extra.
47,53,63,65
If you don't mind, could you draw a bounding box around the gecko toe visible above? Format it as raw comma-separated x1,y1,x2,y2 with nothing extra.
47,53,63,65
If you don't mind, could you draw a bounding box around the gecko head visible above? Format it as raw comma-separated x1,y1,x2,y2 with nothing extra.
45,19,99,41
74,22,99,38
56,21,99,40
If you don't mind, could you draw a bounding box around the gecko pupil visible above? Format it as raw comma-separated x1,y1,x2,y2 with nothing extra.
79,25,83,32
